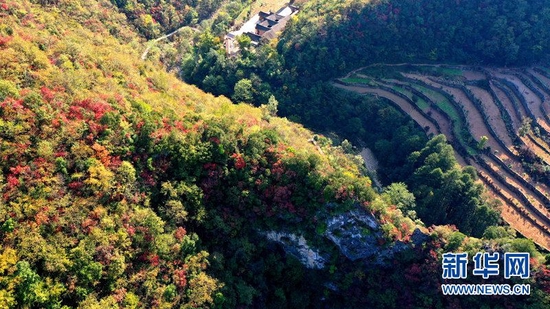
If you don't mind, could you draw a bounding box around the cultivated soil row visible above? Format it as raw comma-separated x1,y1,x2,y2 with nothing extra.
334,65,550,249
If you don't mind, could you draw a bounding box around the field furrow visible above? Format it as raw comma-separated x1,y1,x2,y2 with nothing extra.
334,64,550,250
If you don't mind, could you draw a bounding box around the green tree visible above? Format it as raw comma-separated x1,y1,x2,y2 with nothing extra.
382,182,416,212
510,239,538,256
232,78,253,103
477,135,489,150
483,226,515,239
446,231,466,251
519,117,532,136
14,261,40,307
405,135,497,236
237,34,252,50
197,31,219,54
266,95,278,116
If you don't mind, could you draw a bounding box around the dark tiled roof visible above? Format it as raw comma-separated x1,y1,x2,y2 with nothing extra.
266,14,284,22
258,11,271,18
256,24,271,32
261,15,292,41
227,5,299,52
245,32,262,43
264,19,279,26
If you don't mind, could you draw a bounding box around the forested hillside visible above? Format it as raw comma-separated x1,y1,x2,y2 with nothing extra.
179,0,550,102
1,0,550,308
176,0,550,148
172,0,550,237
108,0,242,38
280,0,550,78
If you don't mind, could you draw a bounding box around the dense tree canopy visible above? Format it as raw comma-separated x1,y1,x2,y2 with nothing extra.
109,0,219,38
1,0,550,308
173,0,548,238
403,135,500,235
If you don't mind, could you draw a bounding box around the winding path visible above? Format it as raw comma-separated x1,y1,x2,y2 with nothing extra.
141,26,200,60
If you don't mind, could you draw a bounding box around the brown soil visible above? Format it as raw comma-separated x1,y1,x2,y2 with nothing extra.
380,80,457,145
477,168,550,249
467,85,516,149
333,65,550,250
522,134,550,165
409,76,550,192
407,74,503,149
491,71,550,133
527,69,550,93
489,82,522,129
462,70,487,81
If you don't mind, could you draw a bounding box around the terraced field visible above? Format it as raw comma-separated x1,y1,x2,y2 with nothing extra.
333,65,550,249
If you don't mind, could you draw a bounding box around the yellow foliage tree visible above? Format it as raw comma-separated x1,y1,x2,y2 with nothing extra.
85,159,114,196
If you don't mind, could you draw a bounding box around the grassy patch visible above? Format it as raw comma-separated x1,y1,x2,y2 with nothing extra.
409,85,460,121
235,0,293,24
341,77,374,85
415,98,429,110
360,65,463,82
391,85,412,97
433,67,463,77
437,100,461,121
234,6,252,25
408,84,476,154
253,0,294,13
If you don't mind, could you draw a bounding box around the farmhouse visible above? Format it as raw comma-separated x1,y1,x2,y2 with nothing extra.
224,4,299,55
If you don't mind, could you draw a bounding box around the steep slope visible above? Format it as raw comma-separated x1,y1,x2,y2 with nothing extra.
1,1,550,308
0,0,416,307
